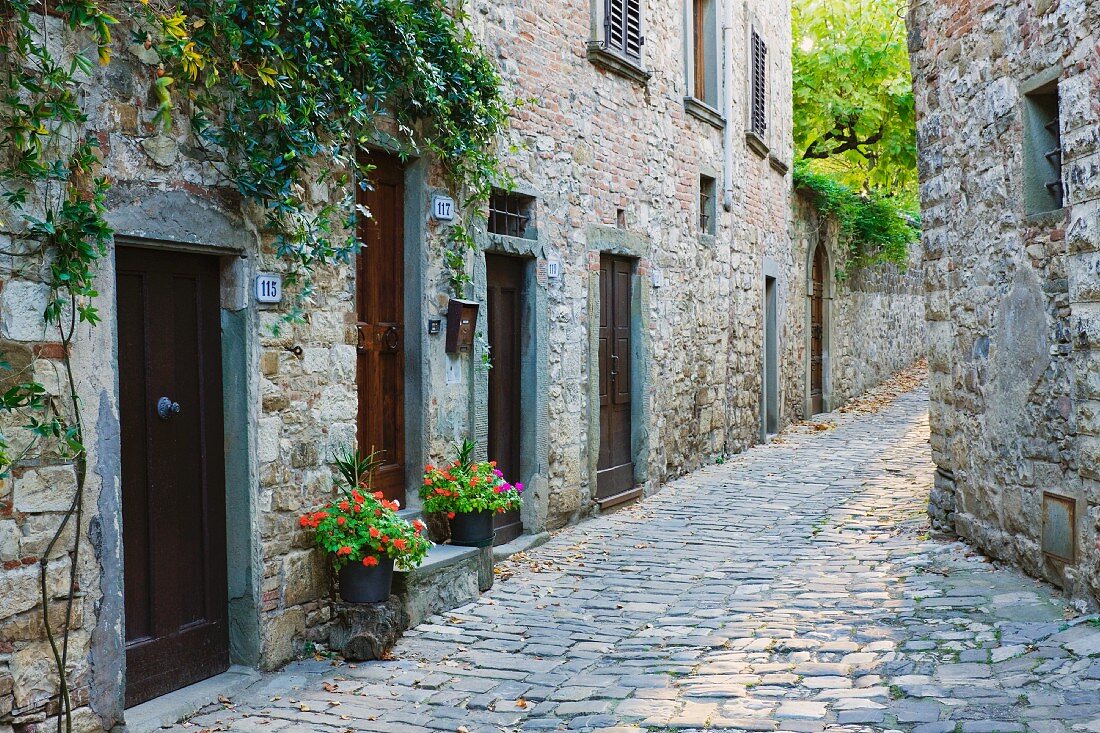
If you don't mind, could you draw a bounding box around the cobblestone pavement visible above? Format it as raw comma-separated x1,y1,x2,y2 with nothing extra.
173,385,1100,733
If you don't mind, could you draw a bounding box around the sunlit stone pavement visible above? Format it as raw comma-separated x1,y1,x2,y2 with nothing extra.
170,384,1100,733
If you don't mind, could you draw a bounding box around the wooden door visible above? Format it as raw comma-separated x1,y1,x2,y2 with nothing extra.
357,153,406,504
117,246,228,707
597,256,634,500
486,254,524,545
810,245,825,414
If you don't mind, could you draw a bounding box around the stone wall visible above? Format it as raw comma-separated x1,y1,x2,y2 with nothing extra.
909,0,1100,606
790,191,927,418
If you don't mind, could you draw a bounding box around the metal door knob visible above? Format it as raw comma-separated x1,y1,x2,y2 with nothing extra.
157,397,181,421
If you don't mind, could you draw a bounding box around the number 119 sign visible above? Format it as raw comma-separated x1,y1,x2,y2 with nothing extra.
255,274,283,304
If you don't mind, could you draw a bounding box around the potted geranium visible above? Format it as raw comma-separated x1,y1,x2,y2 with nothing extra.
421,438,523,547
301,448,430,603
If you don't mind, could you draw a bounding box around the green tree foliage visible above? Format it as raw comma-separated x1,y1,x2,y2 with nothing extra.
792,0,916,201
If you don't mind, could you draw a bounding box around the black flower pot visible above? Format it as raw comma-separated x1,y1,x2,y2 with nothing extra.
338,556,394,603
449,510,495,547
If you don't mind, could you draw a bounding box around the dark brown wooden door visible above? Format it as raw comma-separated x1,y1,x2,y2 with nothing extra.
597,256,634,500
357,153,406,504
117,246,228,707
810,245,825,414
486,255,524,545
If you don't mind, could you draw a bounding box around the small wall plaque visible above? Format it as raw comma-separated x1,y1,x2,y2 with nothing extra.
255,274,283,304
432,195,456,222
546,258,562,281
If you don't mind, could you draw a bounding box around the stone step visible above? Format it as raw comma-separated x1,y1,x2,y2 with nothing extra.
329,542,491,661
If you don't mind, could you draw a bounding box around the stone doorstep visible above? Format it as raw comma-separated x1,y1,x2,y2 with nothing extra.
119,666,260,733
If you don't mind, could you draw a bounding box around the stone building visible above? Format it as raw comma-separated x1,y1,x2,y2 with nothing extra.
0,0,925,730
909,0,1100,607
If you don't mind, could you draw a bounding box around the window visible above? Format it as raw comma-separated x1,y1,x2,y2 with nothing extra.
488,190,536,239
749,27,767,138
1023,83,1063,214
689,0,717,107
603,0,643,62
699,175,716,234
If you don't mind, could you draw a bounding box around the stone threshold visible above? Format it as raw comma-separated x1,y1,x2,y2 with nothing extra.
119,666,261,733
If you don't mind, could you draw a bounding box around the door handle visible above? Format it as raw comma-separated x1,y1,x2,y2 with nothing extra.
610,353,619,379
156,396,181,421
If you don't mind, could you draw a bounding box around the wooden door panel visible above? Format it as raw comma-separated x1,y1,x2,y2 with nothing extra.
486,255,524,545
118,246,228,707
810,245,825,414
596,255,634,500
357,153,406,503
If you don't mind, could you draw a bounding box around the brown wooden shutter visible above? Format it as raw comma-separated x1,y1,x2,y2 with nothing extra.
751,28,767,136
605,0,642,60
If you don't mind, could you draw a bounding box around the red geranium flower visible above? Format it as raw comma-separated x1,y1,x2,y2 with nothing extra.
363,555,379,567
393,538,407,551
369,526,380,538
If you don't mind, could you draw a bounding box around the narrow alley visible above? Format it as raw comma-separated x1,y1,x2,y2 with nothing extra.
169,378,1100,733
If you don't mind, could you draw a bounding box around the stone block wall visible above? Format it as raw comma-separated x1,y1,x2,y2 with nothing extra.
910,0,1100,605
790,191,927,419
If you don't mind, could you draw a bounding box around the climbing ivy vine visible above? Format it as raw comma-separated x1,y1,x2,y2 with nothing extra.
0,1,509,730
794,161,918,275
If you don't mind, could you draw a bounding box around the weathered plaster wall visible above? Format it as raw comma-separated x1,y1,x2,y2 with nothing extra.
910,0,1100,605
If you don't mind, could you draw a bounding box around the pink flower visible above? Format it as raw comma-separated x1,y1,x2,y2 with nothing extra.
515,483,524,493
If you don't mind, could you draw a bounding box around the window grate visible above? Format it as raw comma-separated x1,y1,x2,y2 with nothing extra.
750,28,767,137
699,175,716,234
1023,86,1063,215
488,190,536,239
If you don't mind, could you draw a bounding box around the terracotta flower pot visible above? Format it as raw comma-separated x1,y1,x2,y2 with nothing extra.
338,556,394,603
448,510,495,547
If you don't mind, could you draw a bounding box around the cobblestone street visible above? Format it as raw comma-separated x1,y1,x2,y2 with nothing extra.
173,385,1100,733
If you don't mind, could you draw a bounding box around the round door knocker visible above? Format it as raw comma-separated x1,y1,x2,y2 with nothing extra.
382,325,399,351
156,396,181,421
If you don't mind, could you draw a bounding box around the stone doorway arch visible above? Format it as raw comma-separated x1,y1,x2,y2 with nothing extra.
806,238,834,415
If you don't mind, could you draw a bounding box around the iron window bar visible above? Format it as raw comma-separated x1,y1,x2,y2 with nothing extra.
488,191,533,239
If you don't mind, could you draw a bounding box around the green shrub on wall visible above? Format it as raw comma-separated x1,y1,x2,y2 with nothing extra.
794,162,919,276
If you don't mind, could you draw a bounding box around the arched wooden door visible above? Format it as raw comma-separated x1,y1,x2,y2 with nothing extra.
810,245,825,414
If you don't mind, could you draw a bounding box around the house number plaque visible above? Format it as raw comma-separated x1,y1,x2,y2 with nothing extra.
432,195,456,222
255,273,283,304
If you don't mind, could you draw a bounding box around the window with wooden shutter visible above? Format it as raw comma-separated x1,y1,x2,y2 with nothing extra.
750,27,767,137
605,0,643,61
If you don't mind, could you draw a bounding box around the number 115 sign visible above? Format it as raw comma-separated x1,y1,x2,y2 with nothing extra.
255,274,283,304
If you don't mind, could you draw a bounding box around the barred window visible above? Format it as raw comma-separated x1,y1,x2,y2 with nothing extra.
488,190,536,240
1023,84,1063,214
699,175,716,234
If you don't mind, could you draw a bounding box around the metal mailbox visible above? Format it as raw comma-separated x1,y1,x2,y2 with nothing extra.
445,299,479,354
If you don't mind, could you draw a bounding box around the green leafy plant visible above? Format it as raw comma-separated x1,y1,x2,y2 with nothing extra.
793,0,917,201
140,0,511,297
300,448,430,570
794,161,919,275
421,438,522,517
